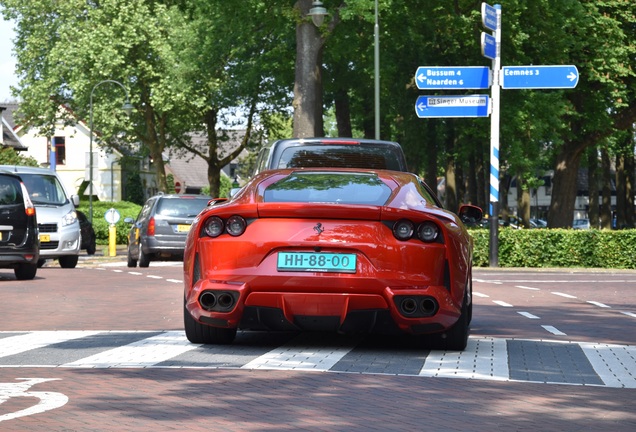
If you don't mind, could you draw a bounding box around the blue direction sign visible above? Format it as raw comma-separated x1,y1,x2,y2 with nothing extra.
481,33,497,60
481,3,498,31
415,95,490,118
415,66,491,90
502,65,579,89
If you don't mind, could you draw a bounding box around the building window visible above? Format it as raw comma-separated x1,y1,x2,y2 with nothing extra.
49,136,66,165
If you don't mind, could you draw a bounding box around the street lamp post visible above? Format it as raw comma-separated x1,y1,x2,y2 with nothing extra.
374,0,380,140
88,79,133,223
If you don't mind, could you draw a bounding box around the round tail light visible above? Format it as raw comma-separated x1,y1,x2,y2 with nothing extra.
204,216,224,237
417,221,439,242
393,219,414,241
226,215,247,236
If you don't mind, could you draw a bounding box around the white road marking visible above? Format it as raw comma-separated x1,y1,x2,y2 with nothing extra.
0,378,68,422
493,300,513,307
542,325,566,336
128,272,143,276
420,337,509,381
166,279,182,283
551,292,577,299
242,336,355,371
473,291,489,298
517,311,540,319
581,343,636,388
0,331,102,358
620,311,636,318
63,331,199,368
515,285,540,291
587,301,610,308
147,275,163,279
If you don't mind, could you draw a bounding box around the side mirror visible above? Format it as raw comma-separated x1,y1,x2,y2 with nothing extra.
124,217,135,224
458,205,483,225
71,194,80,207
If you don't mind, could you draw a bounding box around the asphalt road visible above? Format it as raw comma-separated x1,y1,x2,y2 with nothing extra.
0,256,635,431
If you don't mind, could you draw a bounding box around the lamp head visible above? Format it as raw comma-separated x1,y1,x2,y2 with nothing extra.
308,1,328,27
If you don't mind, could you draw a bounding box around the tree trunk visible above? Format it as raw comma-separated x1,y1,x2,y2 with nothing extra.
587,147,599,229
292,0,324,138
600,146,612,229
625,140,635,228
547,146,583,228
616,152,626,229
141,90,167,193
334,89,352,137
204,109,221,198
517,178,531,228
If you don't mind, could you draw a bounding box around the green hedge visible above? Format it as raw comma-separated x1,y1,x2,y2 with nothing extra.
77,201,143,245
470,228,636,269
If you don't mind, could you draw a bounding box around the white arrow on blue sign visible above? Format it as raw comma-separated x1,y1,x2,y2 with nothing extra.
415,95,490,118
415,66,491,90
481,33,497,60
502,65,579,89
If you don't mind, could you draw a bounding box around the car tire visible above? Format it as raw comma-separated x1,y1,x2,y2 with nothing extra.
127,247,137,268
37,259,46,268
138,248,150,268
14,263,37,280
59,255,79,269
184,299,237,345
440,288,470,351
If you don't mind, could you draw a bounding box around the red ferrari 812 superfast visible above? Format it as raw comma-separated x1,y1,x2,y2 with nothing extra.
183,168,482,350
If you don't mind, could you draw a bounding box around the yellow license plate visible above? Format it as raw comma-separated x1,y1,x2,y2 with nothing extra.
177,224,191,233
40,234,51,242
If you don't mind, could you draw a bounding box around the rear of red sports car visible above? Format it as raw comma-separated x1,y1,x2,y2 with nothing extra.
183,169,480,350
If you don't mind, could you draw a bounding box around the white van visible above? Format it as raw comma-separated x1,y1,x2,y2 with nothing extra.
0,165,81,268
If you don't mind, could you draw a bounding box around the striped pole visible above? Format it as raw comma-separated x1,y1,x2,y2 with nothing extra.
488,4,502,267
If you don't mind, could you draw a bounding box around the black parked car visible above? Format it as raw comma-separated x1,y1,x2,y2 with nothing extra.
124,194,211,267
0,172,40,280
76,210,96,255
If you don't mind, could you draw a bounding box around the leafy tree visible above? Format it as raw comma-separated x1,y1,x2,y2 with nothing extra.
0,148,39,166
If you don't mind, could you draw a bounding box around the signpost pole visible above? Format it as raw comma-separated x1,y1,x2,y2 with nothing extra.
488,4,501,267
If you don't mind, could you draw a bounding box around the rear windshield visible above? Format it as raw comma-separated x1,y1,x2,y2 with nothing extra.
0,175,24,205
19,173,68,206
156,197,210,217
263,172,392,205
277,145,403,171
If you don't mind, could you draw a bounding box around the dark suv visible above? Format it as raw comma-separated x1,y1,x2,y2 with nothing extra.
125,194,211,267
252,138,409,176
0,172,40,280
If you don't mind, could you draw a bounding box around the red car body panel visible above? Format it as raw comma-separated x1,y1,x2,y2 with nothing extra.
183,169,477,343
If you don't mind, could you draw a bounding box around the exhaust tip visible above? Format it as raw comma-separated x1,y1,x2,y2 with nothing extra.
199,291,217,311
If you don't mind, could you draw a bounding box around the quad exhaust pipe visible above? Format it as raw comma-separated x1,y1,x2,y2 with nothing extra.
199,290,237,312
397,296,438,317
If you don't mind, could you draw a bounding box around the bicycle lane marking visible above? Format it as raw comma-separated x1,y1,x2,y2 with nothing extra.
0,378,68,422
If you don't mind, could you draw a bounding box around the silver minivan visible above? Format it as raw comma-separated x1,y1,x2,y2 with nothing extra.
0,166,81,268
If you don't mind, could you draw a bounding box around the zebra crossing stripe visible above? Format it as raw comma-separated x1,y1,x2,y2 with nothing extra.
0,331,102,358
580,342,636,388
62,331,199,368
419,337,509,381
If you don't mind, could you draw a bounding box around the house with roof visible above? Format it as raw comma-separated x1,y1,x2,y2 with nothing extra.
2,103,249,201
1,103,157,202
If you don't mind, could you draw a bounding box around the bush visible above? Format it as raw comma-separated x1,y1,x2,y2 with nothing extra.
470,228,636,269
77,200,143,245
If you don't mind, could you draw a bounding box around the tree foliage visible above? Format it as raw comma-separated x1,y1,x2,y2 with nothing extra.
1,0,634,225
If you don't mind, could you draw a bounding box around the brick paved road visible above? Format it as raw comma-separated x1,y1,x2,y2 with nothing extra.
0,261,634,430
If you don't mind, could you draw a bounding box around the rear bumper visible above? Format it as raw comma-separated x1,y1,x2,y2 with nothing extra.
186,280,461,336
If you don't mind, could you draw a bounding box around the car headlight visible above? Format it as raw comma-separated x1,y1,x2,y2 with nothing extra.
62,210,78,227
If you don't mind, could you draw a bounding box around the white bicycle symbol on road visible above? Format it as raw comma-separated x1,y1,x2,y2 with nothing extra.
0,378,68,422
